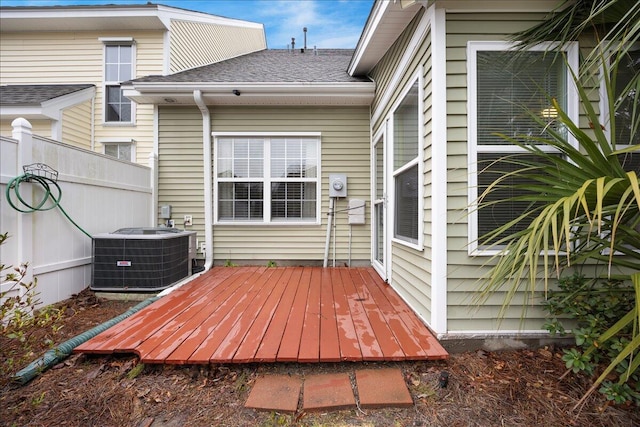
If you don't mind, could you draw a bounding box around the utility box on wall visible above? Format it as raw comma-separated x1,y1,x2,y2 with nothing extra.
329,174,347,197
348,199,366,224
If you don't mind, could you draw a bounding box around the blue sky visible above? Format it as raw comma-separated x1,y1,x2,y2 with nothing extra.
1,0,375,49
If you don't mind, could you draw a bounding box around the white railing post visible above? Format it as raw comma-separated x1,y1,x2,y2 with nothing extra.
11,118,34,293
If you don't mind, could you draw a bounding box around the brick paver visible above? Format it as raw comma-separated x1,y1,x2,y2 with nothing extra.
355,368,413,408
244,375,302,413
302,373,356,411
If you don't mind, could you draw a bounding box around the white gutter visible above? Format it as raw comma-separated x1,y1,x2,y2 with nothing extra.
193,90,214,271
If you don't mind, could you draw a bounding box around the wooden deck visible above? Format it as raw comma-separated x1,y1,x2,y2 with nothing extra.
74,267,448,364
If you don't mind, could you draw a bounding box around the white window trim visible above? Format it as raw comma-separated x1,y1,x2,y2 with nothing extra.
212,132,322,226
101,39,136,125
467,41,580,256
389,70,424,251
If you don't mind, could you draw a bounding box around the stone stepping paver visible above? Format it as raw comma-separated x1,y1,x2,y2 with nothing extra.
355,368,413,408
303,372,356,411
244,375,302,413
244,368,413,413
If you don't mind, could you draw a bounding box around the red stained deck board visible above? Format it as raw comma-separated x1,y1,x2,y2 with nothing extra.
119,269,241,355
359,268,428,359
138,267,259,363
349,269,404,360
331,269,362,361
209,268,281,363
185,267,273,364
297,268,322,362
232,268,291,363
361,269,448,359
339,268,384,361
319,269,341,362
74,273,221,353
73,267,449,364
276,268,312,362
253,268,301,362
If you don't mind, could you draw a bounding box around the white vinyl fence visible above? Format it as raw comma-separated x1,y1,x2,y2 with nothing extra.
1,118,153,307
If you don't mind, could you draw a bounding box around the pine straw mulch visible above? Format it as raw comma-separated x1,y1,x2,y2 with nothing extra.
1,289,638,427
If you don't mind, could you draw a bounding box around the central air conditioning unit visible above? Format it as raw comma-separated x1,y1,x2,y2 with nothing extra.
91,227,197,292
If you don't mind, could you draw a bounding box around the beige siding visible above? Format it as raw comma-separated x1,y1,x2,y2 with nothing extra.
1,119,51,138
1,30,164,166
169,20,266,73
444,11,560,332
157,106,371,264
61,100,92,149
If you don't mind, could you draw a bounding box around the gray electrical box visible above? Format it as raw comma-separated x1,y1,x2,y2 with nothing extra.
348,199,366,224
329,174,347,197
160,205,172,219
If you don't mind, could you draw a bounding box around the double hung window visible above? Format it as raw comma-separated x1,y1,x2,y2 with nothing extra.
393,79,421,246
215,136,320,224
103,42,134,123
468,42,578,252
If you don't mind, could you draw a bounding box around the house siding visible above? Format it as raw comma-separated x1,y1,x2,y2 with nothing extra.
1,119,51,138
444,11,558,332
61,100,93,149
169,20,266,73
1,30,164,166
157,105,371,264
370,9,435,325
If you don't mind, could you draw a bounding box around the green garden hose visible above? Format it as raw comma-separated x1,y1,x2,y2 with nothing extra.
13,296,160,385
5,172,92,239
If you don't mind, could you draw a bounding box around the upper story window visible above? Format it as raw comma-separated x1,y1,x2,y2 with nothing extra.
392,77,422,247
214,134,320,224
468,41,579,253
101,39,135,124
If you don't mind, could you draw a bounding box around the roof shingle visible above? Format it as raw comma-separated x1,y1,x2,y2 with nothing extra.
131,49,369,84
0,84,95,105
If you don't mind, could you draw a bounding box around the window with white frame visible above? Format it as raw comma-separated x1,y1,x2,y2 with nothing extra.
393,79,421,245
103,42,134,123
103,141,134,161
215,136,320,223
468,42,577,251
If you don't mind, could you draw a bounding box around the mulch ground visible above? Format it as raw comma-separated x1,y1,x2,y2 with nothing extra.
1,289,638,427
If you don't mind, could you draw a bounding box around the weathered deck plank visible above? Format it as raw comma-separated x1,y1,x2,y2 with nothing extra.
74,267,449,363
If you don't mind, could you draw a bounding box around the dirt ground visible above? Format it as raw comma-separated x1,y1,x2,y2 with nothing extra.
1,290,638,427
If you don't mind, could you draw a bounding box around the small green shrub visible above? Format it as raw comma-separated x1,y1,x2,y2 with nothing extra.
544,273,638,406
1,233,65,385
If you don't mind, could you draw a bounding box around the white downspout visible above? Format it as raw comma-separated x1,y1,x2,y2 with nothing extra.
193,90,214,271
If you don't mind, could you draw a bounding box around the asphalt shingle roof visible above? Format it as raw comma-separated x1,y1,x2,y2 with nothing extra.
131,49,369,84
0,84,95,105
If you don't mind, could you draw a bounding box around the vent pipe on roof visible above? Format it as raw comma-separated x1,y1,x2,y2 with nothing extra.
303,27,307,52
291,37,295,51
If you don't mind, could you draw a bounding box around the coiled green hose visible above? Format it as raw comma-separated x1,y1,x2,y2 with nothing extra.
5,173,92,238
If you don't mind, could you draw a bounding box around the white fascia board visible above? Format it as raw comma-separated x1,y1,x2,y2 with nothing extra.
156,5,264,30
0,106,45,119
1,7,168,22
349,0,390,75
1,86,95,120
124,82,375,104
41,86,96,118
